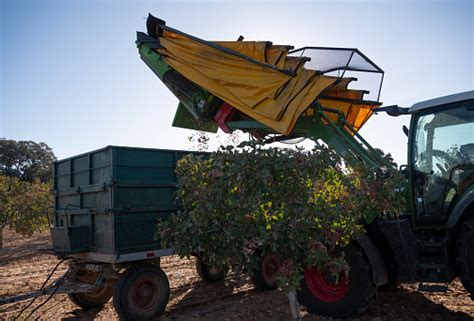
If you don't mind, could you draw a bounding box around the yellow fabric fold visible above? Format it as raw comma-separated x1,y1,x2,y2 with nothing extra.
317,98,377,131
214,41,269,62
157,30,379,135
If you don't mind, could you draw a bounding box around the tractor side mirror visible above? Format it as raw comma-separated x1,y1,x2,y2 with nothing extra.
399,165,409,178
402,125,409,137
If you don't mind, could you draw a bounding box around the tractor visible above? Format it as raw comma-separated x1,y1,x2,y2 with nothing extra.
136,14,474,318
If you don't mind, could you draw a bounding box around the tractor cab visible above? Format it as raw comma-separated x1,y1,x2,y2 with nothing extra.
375,91,474,293
407,91,474,226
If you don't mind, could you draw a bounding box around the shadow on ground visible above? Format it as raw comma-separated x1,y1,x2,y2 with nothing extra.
61,306,102,321
163,276,473,321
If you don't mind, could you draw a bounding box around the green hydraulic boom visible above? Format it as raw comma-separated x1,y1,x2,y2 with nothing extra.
137,37,392,172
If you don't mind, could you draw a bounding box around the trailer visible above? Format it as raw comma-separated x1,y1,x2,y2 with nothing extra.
50,145,194,320
0,146,235,320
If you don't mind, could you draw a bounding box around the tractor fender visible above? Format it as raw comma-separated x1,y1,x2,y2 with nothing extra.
447,186,474,237
355,234,388,286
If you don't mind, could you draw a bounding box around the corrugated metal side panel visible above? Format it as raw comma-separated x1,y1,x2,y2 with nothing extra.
52,146,206,260
53,147,114,255
112,148,203,254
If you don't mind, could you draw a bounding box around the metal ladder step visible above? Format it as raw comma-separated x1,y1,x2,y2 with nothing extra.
416,262,451,282
418,283,448,292
416,239,447,247
417,263,448,270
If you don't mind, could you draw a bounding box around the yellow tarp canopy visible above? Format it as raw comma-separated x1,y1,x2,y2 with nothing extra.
157,29,379,135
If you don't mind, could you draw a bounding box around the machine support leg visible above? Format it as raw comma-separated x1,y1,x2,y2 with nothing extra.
288,288,301,321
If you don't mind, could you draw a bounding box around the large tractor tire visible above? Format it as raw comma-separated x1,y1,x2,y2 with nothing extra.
196,256,228,282
113,264,170,321
297,245,377,318
251,253,279,291
456,213,474,300
68,284,114,309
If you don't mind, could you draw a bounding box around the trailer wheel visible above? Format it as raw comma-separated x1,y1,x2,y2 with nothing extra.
113,264,170,321
456,213,474,300
297,245,377,318
196,256,228,282
68,284,114,309
251,254,279,291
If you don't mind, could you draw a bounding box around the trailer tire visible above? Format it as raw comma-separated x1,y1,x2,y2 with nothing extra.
68,284,113,309
456,213,474,300
251,253,279,291
113,264,170,321
196,256,228,282
297,245,377,318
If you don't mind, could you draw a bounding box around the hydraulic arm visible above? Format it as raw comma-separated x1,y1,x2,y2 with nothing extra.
136,15,392,171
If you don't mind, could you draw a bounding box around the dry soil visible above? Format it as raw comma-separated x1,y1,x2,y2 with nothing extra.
0,229,473,321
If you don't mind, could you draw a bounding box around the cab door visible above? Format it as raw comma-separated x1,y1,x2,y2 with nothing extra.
411,104,474,224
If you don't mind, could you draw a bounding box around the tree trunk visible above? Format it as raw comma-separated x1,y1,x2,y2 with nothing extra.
0,227,3,250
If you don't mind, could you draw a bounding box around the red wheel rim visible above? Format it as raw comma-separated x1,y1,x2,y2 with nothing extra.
131,278,160,311
304,266,349,303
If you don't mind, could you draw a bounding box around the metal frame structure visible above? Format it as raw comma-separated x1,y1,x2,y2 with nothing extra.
136,37,392,177
289,47,385,101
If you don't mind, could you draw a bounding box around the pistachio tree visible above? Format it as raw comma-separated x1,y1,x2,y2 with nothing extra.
159,143,405,289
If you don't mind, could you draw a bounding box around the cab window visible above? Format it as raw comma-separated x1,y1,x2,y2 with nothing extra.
412,104,474,221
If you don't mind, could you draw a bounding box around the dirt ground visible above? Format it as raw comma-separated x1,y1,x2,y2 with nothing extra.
0,229,472,321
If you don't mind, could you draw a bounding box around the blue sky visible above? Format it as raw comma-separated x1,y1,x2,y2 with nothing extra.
1,0,472,164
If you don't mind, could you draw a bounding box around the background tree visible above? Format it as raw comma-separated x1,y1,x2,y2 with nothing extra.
0,140,56,248
0,139,56,182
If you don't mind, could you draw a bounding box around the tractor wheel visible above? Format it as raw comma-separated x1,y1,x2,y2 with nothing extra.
251,254,279,291
456,214,474,300
196,256,228,282
68,284,114,309
113,264,170,321
297,245,377,318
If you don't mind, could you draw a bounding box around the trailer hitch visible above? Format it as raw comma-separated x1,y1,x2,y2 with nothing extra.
0,261,114,306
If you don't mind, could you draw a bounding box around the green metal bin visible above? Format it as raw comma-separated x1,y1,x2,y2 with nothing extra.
50,145,204,263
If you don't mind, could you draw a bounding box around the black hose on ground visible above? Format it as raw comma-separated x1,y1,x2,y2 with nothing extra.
14,258,71,320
